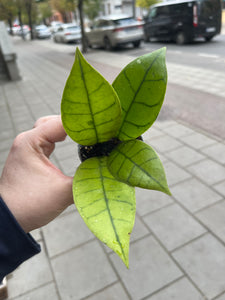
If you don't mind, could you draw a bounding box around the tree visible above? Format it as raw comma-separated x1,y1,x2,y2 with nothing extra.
50,0,76,23
38,1,52,25
136,0,158,9
0,0,17,35
83,0,103,21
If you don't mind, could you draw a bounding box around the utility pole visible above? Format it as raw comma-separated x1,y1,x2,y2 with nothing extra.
132,0,136,19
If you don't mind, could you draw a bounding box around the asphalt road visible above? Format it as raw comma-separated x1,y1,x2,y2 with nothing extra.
22,33,225,139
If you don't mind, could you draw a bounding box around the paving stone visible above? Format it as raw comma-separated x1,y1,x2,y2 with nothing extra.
173,234,225,299
144,204,206,251
165,146,205,167
148,135,182,153
135,188,174,216
188,159,225,185
164,161,192,186
0,128,15,141
162,123,194,138
0,138,13,152
59,155,80,177
110,236,182,300
54,142,77,161
10,282,59,300
170,178,222,213
154,120,178,130
180,132,215,150
52,240,117,300
143,127,164,141
201,143,225,164
146,277,204,300
215,293,225,300
214,180,225,197
196,200,225,242
30,229,42,242
7,242,52,299
86,282,129,300
42,211,94,257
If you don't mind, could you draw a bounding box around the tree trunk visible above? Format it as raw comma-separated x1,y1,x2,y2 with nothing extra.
132,0,136,19
8,18,13,36
78,0,87,53
18,9,25,40
25,0,33,40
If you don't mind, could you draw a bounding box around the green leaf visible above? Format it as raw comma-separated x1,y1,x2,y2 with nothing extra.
107,140,171,195
61,48,121,145
112,47,167,141
73,156,136,267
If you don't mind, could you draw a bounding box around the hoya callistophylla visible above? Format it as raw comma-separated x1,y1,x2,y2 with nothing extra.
61,47,170,267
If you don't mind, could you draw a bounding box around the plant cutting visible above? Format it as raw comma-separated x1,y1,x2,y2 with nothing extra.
61,47,170,267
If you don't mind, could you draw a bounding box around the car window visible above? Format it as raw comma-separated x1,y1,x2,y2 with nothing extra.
113,18,135,25
199,0,221,15
67,26,80,30
156,6,170,17
149,8,157,19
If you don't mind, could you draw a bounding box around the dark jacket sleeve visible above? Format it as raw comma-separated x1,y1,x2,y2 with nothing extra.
0,196,41,282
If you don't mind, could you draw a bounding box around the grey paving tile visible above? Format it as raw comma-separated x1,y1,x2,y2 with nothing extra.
52,240,117,300
165,146,205,167
0,128,15,141
154,120,178,130
30,229,42,242
59,155,80,177
10,282,59,300
201,143,225,164
7,242,52,299
162,123,194,138
148,135,182,153
215,293,225,300
188,159,225,185
54,142,77,161
196,201,225,242
42,210,94,257
0,138,13,152
110,236,183,300
85,282,129,300
164,161,192,186
214,180,225,197
146,277,204,300
144,204,206,251
173,234,225,299
180,132,216,150
143,127,164,141
171,178,223,213
135,188,174,216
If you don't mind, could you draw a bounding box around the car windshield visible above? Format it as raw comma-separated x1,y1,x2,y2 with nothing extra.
66,26,79,31
199,0,221,15
113,18,136,25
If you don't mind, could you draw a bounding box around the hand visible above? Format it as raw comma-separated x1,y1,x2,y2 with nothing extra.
0,115,73,233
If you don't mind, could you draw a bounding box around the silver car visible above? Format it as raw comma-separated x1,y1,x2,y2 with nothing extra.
34,25,51,39
53,24,81,43
85,15,144,50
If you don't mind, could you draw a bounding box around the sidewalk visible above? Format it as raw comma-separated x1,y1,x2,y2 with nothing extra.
1,39,225,300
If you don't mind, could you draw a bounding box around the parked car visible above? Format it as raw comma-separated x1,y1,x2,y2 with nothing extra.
144,0,222,44
34,25,51,39
17,25,30,36
85,14,144,50
53,24,81,43
50,21,63,34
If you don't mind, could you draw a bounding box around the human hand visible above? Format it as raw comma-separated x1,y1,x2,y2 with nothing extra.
0,115,73,233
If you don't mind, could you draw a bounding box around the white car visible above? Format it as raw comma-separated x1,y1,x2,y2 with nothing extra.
85,14,144,50
53,24,81,43
34,25,51,39
50,21,63,34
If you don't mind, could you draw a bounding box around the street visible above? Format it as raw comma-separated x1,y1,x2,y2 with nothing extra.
17,32,225,140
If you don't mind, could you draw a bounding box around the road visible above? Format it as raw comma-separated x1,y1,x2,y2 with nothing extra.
17,33,225,140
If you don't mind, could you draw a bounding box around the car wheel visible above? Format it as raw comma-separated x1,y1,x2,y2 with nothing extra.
132,40,141,48
175,32,187,45
53,36,57,43
205,35,214,42
103,37,112,51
